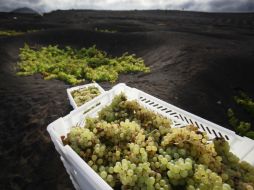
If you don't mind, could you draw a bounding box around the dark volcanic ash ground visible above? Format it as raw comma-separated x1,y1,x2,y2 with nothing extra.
0,10,254,190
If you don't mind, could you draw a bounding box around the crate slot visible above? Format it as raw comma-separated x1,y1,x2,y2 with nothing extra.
212,129,218,137
189,119,194,125
175,123,182,127
178,114,184,122
199,124,206,132
194,121,200,129
218,132,223,138
184,116,189,124
206,126,212,134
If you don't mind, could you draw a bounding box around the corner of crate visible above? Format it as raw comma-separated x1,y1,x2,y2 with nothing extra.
47,117,62,130
47,117,69,140
111,83,126,90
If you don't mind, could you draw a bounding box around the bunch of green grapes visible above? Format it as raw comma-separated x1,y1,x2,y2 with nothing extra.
86,119,142,144
187,164,231,190
161,126,222,173
98,93,172,133
63,94,254,190
167,158,194,186
62,127,99,155
214,138,254,189
71,86,101,107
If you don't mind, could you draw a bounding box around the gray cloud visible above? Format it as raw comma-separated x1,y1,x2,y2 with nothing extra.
0,0,253,13
207,0,254,12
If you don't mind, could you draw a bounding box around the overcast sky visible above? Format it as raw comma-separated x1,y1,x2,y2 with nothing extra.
0,0,254,13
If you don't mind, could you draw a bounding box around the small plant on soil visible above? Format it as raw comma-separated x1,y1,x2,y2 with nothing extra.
0,29,40,36
0,30,24,36
17,44,150,84
228,92,254,139
95,27,117,33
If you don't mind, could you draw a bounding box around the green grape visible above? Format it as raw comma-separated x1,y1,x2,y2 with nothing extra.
97,158,103,165
106,174,114,182
100,171,107,179
92,165,98,171
92,154,97,161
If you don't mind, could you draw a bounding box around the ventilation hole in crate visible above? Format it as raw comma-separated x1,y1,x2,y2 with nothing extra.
170,112,177,115
158,106,163,109
225,135,229,140
218,132,223,138
83,102,101,115
179,114,184,121
189,119,194,125
175,123,181,127
184,117,189,124
194,121,200,129
166,110,172,113
212,129,218,137
149,102,154,105
145,100,150,103
200,124,206,132
161,108,167,111
153,104,159,107
205,127,212,134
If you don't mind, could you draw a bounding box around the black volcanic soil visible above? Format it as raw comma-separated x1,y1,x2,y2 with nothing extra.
0,10,254,190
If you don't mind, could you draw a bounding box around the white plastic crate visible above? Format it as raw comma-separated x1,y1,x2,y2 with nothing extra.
67,82,105,109
48,83,254,190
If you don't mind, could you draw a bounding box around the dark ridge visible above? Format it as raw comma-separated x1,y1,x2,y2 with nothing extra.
11,7,39,15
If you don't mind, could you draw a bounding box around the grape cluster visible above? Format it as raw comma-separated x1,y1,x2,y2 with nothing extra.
63,94,254,190
71,86,101,107
167,158,193,186
187,164,231,190
214,138,254,189
161,126,222,172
